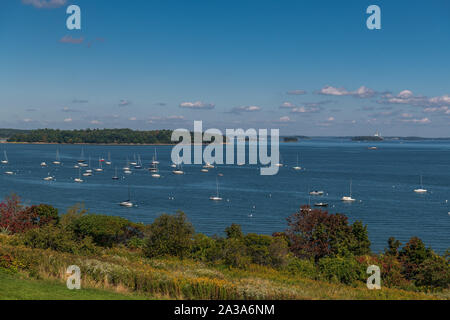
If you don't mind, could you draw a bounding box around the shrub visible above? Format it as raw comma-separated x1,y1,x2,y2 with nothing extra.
415,254,450,289
244,234,272,265
144,211,194,258
25,204,59,227
0,194,37,234
190,233,220,262
71,214,142,247
268,237,290,268
318,256,365,285
20,225,97,255
221,238,251,269
284,257,318,279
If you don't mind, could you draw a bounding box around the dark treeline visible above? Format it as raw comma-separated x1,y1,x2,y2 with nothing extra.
7,128,175,144
0,129,31,138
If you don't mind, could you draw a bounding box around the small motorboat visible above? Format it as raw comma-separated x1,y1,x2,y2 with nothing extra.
314,203,329,207
310,191,324,196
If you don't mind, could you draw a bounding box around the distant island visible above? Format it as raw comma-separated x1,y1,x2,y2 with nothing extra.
351,136,384,142
282,136,310,142
6,128,175,145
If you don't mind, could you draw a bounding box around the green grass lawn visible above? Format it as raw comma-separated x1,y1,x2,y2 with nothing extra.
0,271,149,300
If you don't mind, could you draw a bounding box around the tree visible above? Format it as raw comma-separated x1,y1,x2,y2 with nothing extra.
399,237,433,280
144,211,194,258
225,223,243,239
286,206,371,261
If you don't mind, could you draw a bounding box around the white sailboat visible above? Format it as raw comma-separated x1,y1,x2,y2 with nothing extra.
172,156,184,175
105,152,112,165
41,162,47,167
85,156,93,173
203,162,215,169
414,175,428,193
53,149,61,165
275,154,283,167
74,168,83,183
4,171,14,175
43,174,54,181
293,154,302,171
1,151,8,164
151,149,160,165
120,186,133,207
134,155,143,169
95,157,103,172
341,179,356,202
210,177,223,201
130,154,138,166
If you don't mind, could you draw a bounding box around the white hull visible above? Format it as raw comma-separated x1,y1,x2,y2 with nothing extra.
341,196,356,202
173,170,184,175
414,189,427,193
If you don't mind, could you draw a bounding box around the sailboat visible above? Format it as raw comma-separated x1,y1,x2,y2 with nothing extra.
172,156,184,175
203,162,215,169
120,186,133,207
130,154,138,166
112,167,119,180
293,154,302,171
209,177,223,201
151,149,160,165
85,156,93,173
95,157,103,172
43,173,54,181
40,162,47,167
414,175,428,193
1,151,8,164
53,149,61,165
105,152,112,165
341,179,356,202
151,163,161,178
275,153,283,167
134,155,143,169
74,168,83,183
78,148,86,163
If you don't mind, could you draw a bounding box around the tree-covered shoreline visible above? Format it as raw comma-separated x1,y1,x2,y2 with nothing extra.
6,128,175,145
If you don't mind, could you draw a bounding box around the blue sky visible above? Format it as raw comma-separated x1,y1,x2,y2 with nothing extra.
1,0,449,136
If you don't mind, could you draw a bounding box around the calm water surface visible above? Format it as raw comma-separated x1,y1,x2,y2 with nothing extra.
0,139,449,253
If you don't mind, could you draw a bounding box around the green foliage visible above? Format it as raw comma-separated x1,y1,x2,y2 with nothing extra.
318,256,365,285
221,238,252,269
225,224,243,239
71,214,142,247
190,233,220,262
399,237,433,280
20,225,97,255
144,211,194,258
284,258,318,279
415,254,450,289
26,204,59,226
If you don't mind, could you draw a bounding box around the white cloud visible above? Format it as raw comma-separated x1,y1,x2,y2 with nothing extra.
90,120,101,125
64,118,72,122
179,101,215,109
129,117,137,121
279,116,291,122
291,106,321,113
280,102,296,108
318,85,375,98
22,0,67,9
401,117,431,124
229,105,261,113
